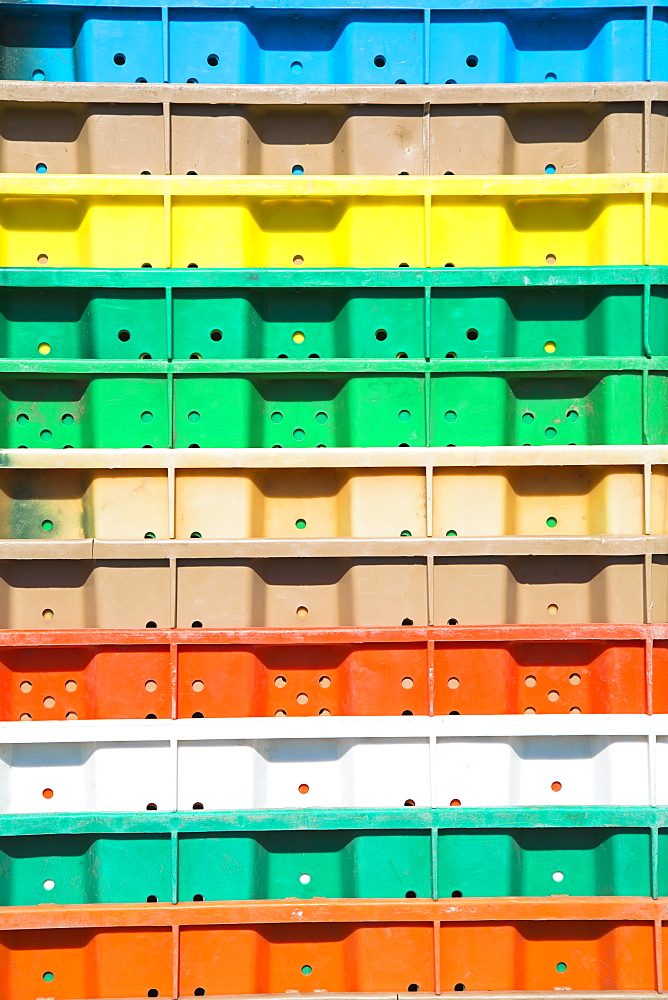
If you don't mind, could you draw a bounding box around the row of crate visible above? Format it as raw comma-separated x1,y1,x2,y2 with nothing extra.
0,543,663,626
5,4,668,86
8,714,668,809
0,369,663,447
0,625,664,718
6,809,668,902
5,175,668,267
6,267,668,361
5,82,668,177
0,449,666,539
1,902,668,997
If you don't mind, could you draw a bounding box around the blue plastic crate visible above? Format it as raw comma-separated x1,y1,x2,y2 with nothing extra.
0,2,659,84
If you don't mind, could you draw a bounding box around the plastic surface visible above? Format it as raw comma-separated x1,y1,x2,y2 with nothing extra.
0,174,664,268
0,624,665,719
0,5,664,84
0,81,660,176
2,806,668,904
0,446,666,538
0,537,663,626
4,265,668,361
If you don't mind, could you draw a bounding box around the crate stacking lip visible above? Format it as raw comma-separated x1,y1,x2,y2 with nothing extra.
1,264,668,361
3,804,668,904
0,623,665,719
2,81,668,177
0,535,664,627
0,445,665,540
1,1,668,86
0,898,667,997
0,174,664,268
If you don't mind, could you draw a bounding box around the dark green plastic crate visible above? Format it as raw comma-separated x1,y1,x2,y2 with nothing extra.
0,807,664,905
0,266,667,362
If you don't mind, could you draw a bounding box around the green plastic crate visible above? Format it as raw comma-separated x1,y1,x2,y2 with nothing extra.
0,266,667,362
0,361,664,447
0,807,663,905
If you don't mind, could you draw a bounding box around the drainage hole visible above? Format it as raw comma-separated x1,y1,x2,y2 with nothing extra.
374,54,386,67
114,52,126,65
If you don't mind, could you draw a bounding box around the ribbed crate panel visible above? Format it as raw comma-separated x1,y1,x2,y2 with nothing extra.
0,624,666,719
0,175,665,268
4,265,668,361
0,364,665,447
2,805,668,904
0,4,665,85
0,898,666,996
0,537,664,627
5,715,668,811
0,446,666,539
2,81,666,176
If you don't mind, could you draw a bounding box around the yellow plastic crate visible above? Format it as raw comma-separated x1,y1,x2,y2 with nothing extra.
0,174,661,268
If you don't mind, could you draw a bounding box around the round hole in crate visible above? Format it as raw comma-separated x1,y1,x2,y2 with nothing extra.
374,54,386,67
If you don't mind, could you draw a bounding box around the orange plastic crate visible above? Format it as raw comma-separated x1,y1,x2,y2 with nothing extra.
0,626,666,720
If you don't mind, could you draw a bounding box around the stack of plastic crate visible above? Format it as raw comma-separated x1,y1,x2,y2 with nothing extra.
0,0,667,999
